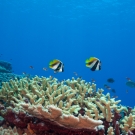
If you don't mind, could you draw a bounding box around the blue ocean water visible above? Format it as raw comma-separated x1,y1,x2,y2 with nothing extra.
0,0,135,107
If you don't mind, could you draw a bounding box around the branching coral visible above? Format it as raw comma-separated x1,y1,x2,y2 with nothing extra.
120,114,135,133
0,126,27,135
0,76,135,135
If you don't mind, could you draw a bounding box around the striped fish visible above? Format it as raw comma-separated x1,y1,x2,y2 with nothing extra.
85,57,101,71
49,59,64,73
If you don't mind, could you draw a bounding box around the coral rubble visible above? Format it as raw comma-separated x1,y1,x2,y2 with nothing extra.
0,76,135,135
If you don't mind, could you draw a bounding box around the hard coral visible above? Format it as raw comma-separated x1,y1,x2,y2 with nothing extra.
0,126,27,135
0,76,135,135
0,106,102,135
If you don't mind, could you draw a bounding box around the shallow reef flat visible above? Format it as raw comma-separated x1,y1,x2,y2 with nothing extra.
0,76,135,135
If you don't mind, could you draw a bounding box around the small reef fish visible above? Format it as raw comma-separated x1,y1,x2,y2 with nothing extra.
73,72,78,76
104,84,111,90
49,59,64,73
106,86,111,90
111,89,116,93
104,84,108,89
22,72,26,75
126,77,131,81
22,72,31,78
126,81,135,88
112,95,118,99
29,66,34,69
91,79,95,83
107,78,115,83
85,57,101,71
43,67,47,71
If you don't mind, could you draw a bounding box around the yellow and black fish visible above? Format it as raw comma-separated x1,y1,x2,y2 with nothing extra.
85,57,101,71
49,59,64,73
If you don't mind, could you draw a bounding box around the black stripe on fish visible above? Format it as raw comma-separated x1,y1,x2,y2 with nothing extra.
91,60,101,71
54,62,64,72
62,64,64,72
54,62,61,71
98,61,101,70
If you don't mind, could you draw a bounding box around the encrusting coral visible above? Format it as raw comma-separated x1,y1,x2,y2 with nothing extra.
0,76,135,135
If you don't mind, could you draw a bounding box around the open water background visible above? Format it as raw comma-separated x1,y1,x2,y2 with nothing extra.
0,0,135,107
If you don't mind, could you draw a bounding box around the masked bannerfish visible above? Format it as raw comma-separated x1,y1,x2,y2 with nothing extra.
49,59,64,73
85,57,101,71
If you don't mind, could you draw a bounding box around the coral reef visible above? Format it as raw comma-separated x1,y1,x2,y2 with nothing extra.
0,76,135,135
0,61,22,89
0,73,22,89
0,126,27,135
0,61,12,73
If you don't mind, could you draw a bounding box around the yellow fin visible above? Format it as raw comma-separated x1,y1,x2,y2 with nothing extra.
49,59,60,68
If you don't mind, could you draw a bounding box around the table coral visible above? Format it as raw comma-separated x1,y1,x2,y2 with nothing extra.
0,76,135,135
